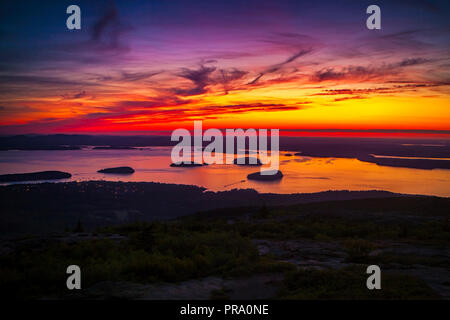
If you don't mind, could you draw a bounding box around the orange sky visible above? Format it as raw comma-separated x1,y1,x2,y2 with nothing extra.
1,0,449,136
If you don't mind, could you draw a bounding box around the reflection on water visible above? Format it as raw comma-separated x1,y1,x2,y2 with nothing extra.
371,154,450,161
0,147,449,197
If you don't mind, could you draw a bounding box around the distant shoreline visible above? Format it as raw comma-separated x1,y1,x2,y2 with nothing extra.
1,134,449,170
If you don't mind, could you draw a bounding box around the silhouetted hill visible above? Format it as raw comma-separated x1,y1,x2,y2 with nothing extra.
0,181,410,237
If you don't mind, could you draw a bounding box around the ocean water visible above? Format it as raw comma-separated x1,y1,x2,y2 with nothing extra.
0,146,449,197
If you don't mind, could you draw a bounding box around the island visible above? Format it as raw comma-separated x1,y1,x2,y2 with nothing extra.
0,171,72,182
93,146,138,150
356,154,450,170
97,166,135,174
233,157,262,166
0,180,447,300
247,170,283,181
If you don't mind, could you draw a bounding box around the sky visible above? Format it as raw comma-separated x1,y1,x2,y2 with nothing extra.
0,0,449,136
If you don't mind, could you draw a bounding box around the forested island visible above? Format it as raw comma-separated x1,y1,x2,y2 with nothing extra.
0,171,71,183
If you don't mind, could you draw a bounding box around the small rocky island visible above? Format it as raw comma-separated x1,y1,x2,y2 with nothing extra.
0,171,72,182
247,170,283,181
97,166,135,174
170,162,205,167
93,146,138,150
233,157,262,166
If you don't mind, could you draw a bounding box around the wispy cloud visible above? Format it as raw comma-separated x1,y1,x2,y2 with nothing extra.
311,58,431,82
248,49,312,84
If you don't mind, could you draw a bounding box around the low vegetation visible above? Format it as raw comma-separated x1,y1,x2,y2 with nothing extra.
1,196,448,299
278,266,440,300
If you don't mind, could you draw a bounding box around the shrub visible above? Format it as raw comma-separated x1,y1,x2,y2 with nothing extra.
343,239,374,263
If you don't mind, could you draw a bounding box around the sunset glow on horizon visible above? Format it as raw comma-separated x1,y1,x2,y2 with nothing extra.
1,0,449,136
